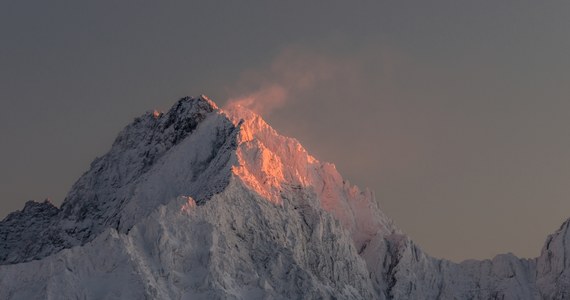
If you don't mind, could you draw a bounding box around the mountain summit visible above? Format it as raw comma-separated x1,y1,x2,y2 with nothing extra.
0,96,568,299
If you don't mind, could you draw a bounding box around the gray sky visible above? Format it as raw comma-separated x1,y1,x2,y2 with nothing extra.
1,1,570,262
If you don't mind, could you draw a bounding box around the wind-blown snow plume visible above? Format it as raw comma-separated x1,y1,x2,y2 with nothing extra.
226,84,287,116
225,46,338,115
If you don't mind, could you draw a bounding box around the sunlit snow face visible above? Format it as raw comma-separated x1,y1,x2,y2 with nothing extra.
218,104,393,248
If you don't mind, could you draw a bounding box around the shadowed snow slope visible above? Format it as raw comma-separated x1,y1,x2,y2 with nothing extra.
0,96,569,299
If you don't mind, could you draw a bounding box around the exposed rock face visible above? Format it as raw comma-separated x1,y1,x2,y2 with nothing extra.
537,219,570,299
0,200,60,264
0,96,568,299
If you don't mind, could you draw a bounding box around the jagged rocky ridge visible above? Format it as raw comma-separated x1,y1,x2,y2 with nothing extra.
0,96,568,299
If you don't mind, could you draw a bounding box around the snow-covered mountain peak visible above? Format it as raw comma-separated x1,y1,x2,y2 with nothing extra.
2,95,570,299
0,95,397,265
0,95,399,265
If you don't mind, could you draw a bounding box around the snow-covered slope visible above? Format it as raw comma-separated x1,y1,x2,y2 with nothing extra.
0,96,568,299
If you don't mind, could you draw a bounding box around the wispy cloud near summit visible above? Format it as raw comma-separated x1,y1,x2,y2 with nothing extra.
225,46,339,115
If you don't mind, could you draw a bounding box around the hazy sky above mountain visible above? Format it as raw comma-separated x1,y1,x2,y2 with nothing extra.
2,1,570,262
